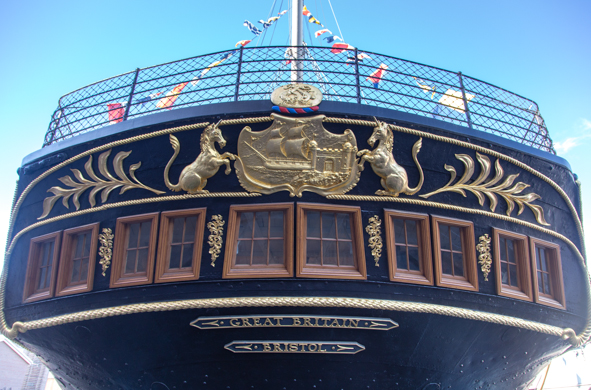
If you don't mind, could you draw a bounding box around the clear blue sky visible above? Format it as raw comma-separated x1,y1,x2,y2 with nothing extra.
0,0,589,262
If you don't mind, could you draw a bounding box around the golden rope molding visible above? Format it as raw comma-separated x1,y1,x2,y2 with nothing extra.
326,193,591,346
2,296,570,341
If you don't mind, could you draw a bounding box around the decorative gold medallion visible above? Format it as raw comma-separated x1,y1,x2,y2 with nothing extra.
271,84,322,108
420,152,549,226
39,149,164,219
365,216,383,266
164,121,237,194
191,315,398,330
207,214,225,267
98,228,114,277
476,234,492,281
234,113,360,197
224,341,365,354
357,120,424,197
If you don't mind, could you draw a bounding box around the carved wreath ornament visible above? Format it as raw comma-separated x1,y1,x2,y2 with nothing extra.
365,216,383,267
39,150,164,219
476,234,492,281
207,215,225,267
98,228,114,277
420,152,549,226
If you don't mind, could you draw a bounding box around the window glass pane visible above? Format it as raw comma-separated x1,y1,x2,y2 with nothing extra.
307,212,320,238
181,243,193,268
406,220,418,246
537,272,544,293
541,255,549,272
450,226,462,251
499,237,507,261
139,222,152,247
136,248,148,272
322,240,337,265
79,259,89,282
322,213,336,239
440,225,450,250
393,219,405,245
408,247,420,271
269,211,284,237
235,240,252,265
169,245,182,269
128,223,139,249
125,250,137,274
252,240,268,265
70,260,80,283
336,213,352,240
74,234,84,258
306,239,321,264
509,264,518,287
269,240,284,264
37,267,47,290
42,241,53,267
172,218,184,244
338,241,354,266
83,232,92,258
441,251,452,275
396,245,408,270
501,262,509,284
184,217,197,242
543,274,551,295
238,213,254,238
507,239,516,264
254,212,269,238
537,247,546,271
453,253,464,277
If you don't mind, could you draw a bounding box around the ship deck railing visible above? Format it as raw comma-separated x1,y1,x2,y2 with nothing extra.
43,46,555,154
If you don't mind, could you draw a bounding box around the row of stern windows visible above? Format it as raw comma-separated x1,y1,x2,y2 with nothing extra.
23,203,566,310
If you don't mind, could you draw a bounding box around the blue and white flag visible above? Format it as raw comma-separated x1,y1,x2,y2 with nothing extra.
136,92,163,106
244,20,262,36
324,35,342,44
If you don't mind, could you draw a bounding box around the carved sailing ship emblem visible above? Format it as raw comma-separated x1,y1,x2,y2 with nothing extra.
234,113,360,197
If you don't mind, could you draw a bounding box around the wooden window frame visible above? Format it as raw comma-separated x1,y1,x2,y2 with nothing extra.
155,208,206,283
296,203,366,280
223,203,294,279
23,231,62,303
55,223,100,297
530,237,566,309
384,209,433,285
110,212,159,288
432,215,478,292
492,228,533,302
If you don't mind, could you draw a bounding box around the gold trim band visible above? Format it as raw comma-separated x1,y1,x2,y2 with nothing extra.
3,296,571,342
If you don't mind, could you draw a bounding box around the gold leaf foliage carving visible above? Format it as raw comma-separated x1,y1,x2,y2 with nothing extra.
207,214,225,267
39,150,165,219
476,234,492,281
98,228,114,277
420,152,549,226
365,215,383,267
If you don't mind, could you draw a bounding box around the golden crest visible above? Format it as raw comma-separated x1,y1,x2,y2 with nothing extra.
271,84,322,108
234,113,360,197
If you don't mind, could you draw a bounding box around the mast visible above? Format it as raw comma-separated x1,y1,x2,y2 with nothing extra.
290,0,304,83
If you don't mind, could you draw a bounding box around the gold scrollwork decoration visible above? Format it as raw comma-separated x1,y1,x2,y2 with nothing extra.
476,234,492,281
98,228,114,277
207,214,225,267
39,149,164,219
365,215,383,266
420,152,549,226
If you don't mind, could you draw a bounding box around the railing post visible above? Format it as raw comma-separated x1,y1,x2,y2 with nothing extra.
235,47,244,102
458,72,473,129
355,48,361,104
123,68,140,121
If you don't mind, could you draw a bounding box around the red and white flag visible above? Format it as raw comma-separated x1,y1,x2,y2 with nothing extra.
330,43,355,54
157,82,189,110
367,64,388,88
315,29,332,38
107,103,126,124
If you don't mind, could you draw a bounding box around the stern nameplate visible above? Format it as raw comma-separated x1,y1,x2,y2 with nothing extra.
224,341,365,354
191,315,398,330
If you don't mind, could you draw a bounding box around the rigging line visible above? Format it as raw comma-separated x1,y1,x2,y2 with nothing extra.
269,0,285,45
327,0,344,42
260,0,278,46
318,0,328,45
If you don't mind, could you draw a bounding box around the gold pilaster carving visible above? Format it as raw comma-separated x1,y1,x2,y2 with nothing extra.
207,215,225,267
365,215,383,266
476,234,492,281
98,228,114,277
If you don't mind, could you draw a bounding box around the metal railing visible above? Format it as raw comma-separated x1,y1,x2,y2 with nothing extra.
44,46,555,153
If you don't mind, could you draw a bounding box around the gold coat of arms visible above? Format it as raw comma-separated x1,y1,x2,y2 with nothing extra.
234,114,360,197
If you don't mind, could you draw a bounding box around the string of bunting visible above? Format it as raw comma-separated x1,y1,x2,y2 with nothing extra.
104,4,476,122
